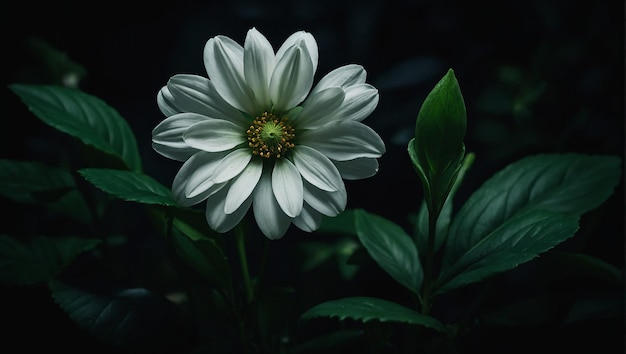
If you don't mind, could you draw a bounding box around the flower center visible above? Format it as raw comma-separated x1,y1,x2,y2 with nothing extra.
247,112,295,159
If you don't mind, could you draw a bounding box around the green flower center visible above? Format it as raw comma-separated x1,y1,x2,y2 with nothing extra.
247,112,295,159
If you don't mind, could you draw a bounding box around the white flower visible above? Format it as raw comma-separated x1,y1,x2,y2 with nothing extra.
152,27,385,239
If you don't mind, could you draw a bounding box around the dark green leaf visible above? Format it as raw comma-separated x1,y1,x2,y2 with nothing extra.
540,251,623,285
444,154,621,267
78,168,176,206
300,296,446,332
436,210,579,294
355,209,422,294
9,84,141,171
0,159,91,222
49,280,189,351
0,235,100,285
171,227,232,292
414,153,474,259
410,69,467,216
412,69,467,174
318,209,358,236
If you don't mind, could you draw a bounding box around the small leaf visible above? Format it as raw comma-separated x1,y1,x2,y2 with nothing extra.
49,280,189,352
436,210,579,294
444,154,622,267
171,227,232,292
301,297,446,332
78,168,176,206
410,69,467,217
414,153,475,259
355,209,422,294
0,235,100,285
0,159,91,222
9,84,141,171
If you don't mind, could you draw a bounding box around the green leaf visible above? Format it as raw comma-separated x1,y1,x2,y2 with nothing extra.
171,227,232,292
9,84,141,172
300,296,446,332
0,159,91,222
355,209,422,294
414,153,475,259
0,235,101,285
49,280,189,351
78,168,176,206
539,251,623,285
443,154,622,267
410,69,467,217
318,209,358,236
436,210,579,294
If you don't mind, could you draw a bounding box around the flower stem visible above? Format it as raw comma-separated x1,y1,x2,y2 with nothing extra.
420,207,439,315
235,223,254,303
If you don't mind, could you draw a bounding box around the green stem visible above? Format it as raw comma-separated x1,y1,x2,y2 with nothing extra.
235,223,254,303
420,206,439,315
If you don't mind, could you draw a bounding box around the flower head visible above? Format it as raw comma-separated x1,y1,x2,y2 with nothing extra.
152,28,385,239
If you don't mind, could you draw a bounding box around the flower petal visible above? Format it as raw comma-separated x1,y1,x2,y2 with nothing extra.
332,158,380,180
272,158,303,218
167,74,247,125
302,179,346,217
310,64,366,95
292,204,323,232
253,170,291,239
183,119,245,152
172,151,229,204
244,28,276,112
292,145,343,192
276,31,318,71
157,86,179,117
269,43,314,112
205,184,252,233
332,84,379,122
294,87,345,128
212,148,253,184
204,35,256,114
300,121,386,161
152,112,208,161
224,158,263,214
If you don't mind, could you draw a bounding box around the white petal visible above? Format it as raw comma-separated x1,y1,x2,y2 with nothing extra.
157,86,179,117
276,31,318,71
302,179,346,217
205,184,252,233
272,158,303,218
167,74,247,125
300,121,386,161
204,36,256,114
292,145,342,192
292,204,323,232
183,119,245,152
294,87,345,128
310,64,367,95
152,112,208,161
244,28,275,111
333,84,379,122
269,43,314,112
253,170,291,239
333,158,380,180
172,151,228,204
212,148,253,184
224,158,263,214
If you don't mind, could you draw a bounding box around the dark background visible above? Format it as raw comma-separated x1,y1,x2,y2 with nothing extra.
1,0,624,353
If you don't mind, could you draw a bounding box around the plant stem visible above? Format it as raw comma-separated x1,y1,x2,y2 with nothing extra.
235,223,254,303
420,207,439,315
